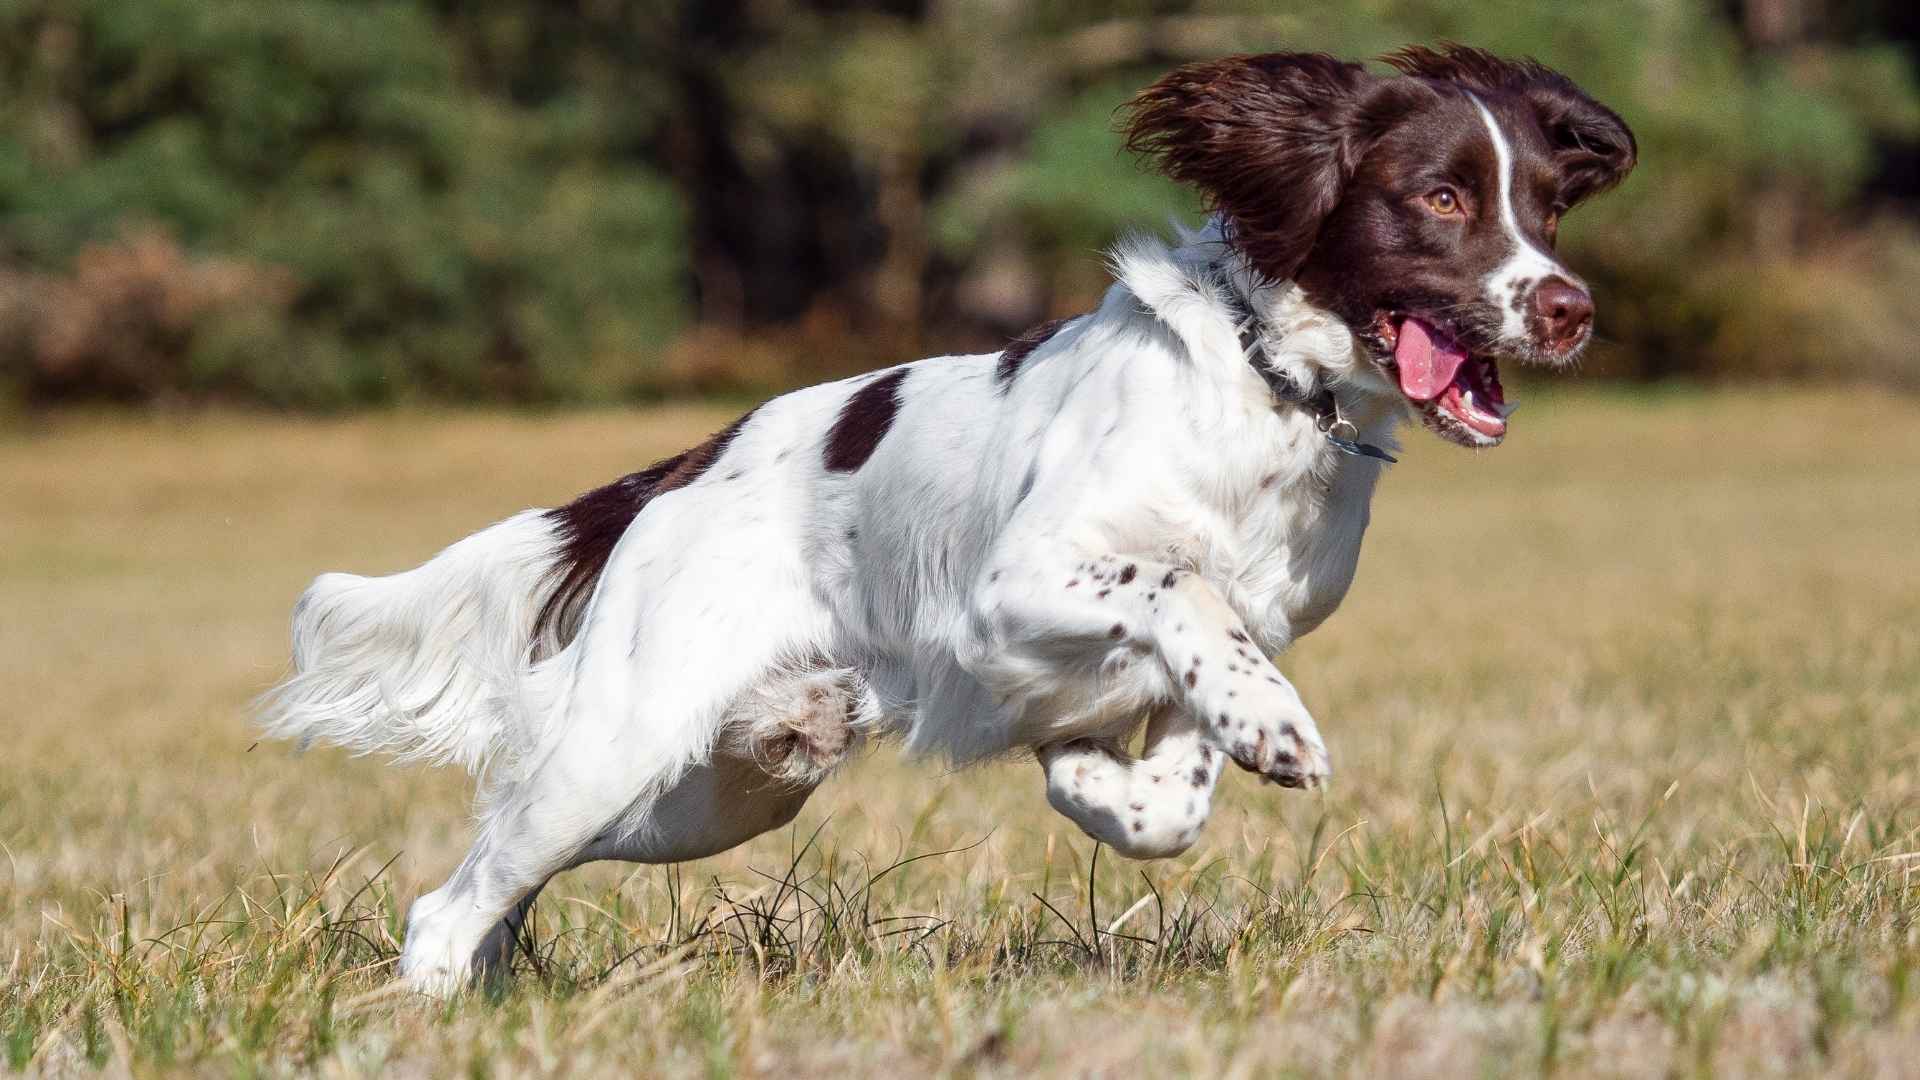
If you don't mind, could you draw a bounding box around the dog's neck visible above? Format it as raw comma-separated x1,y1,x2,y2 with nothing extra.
1159,216,1405,455
1115,216,1403,457
1202,224,1377,398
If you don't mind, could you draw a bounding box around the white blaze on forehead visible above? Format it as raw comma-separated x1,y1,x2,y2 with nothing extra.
1468,92,1574,344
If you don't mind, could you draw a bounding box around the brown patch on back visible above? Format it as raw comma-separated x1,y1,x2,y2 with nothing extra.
995,317,1072,391
823,367,909,472
533,407,759,647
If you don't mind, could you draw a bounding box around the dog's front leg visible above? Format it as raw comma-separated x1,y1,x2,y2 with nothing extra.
971,550,1330,788
1038,707,1224,858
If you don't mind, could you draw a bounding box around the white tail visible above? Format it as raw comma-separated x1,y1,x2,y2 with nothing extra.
258,509,562,774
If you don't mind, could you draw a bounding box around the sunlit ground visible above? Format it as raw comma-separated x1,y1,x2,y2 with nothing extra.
4,387,1918,1076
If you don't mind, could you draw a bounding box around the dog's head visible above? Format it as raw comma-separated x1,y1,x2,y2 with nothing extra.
1125,45,1636,447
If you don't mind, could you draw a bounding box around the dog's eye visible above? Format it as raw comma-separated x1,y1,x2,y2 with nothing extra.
1424,188,1462,216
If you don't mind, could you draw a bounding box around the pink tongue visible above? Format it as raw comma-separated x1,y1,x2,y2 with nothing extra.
1394,319,1469,401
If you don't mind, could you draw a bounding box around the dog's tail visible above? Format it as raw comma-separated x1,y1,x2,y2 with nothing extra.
257,509,565,775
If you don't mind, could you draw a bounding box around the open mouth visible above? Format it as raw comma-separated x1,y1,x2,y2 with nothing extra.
1377,315,1512,444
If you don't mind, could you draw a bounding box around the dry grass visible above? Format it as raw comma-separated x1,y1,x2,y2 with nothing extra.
3,388,1919,1077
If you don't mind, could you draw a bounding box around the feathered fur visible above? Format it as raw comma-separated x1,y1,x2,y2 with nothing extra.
258,509,559,775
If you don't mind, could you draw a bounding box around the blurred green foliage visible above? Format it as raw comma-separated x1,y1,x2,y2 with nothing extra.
0,0,686,403
0,0,1915,405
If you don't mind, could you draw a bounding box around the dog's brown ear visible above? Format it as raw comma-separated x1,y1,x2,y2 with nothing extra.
1382,44,1636,208
1527,84,1636,207
1123,53,1397,282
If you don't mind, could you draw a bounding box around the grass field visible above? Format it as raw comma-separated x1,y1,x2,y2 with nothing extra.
4,388,1919,1077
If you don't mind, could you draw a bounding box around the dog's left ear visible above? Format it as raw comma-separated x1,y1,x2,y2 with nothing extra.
1525,81,1637,207
1383,44,1637,208
1123,53,1415,281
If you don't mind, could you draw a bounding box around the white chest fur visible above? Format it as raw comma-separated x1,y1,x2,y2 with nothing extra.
1227,443,1384,648
1103,226,1398,654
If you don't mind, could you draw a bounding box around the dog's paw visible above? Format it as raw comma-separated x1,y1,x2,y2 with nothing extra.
1209,684,1331,790
397,954,467,999
397,889,476,999
1038,738,1131,809
1250,719,1331,789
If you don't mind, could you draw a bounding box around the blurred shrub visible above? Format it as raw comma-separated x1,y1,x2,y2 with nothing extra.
0,228,295,402
0,0,687,405
1702,222,1920,389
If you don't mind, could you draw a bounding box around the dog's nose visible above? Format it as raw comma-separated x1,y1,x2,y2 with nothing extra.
1530,278,1593,353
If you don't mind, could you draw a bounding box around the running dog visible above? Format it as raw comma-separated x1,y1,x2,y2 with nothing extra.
262,45,1635,994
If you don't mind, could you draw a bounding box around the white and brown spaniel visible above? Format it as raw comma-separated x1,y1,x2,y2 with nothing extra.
261,45,1635,994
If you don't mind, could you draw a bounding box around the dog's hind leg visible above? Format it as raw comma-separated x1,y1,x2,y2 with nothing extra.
446,754,824,988
1038,706,1224,859
399,747,824,995
399,667,862,995
395,467,848,994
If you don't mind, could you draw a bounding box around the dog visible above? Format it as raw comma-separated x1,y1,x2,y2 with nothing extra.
261,45,1635,995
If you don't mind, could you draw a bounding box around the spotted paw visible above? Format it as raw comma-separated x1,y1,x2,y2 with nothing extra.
1256,720,1331,789
1206,683,1331,790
